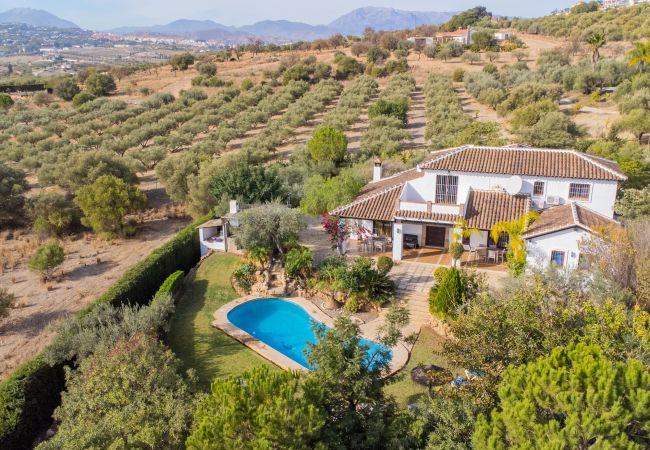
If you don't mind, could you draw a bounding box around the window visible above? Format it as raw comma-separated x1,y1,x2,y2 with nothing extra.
551,250,565,267
489,232,509,249
568,183,591,200
373,221,392,237
533,181,545,197
435,175,458,204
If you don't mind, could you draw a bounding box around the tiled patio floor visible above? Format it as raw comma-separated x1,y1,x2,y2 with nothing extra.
390,262,436,294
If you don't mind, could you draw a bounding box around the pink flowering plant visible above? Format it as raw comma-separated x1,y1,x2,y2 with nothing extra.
321,214,368,255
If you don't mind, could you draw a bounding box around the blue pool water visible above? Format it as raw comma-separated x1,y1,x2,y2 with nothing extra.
227,298,391,370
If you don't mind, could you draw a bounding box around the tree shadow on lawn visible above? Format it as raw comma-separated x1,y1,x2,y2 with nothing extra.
169,266,276,390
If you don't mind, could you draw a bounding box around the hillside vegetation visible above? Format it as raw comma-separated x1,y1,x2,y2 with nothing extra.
515,3,650,41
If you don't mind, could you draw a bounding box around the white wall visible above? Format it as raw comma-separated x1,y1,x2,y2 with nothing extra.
525,228,590,270
402,223,423,246
405,170,618,218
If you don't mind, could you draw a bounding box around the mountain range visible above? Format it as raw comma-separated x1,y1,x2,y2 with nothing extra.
0,6,457,42
111,7,456,41
0,8,79,29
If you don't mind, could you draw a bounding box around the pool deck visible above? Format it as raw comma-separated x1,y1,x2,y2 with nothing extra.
212,295,410,375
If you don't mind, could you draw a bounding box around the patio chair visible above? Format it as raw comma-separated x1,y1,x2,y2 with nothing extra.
487,249,498,264
462,244,473,260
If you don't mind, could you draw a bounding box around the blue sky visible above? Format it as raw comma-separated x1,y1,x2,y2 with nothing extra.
0,1,575,29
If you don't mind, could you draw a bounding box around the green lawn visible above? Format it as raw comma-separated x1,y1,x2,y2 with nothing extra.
169,253,276,389
384,326,450,408
168,252,449,403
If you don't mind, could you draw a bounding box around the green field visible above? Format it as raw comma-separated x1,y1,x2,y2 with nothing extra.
168,253,276,389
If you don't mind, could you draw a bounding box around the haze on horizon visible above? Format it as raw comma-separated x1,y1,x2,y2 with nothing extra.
0,0,574,30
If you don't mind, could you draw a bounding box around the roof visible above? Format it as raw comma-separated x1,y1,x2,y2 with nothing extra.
197,219,224,229
465,190,531,230
523,203,619,239
331,168,423,222
437,29,470,37
418,145,627,181
394,210,459,223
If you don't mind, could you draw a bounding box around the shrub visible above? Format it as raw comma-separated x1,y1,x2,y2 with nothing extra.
233,263,257,292
0,288,15,319
367,46,390,64
154,270,185,298
37,335,195,450
483,63,498,74
84,72,116,96
308,126,348,164
0,93,14,109
44,294,176,365
433,266,450,284
386,58,409,74
170,52,195,70
0,356,66,450
452,68,466,82
368,97,409,124
28,192,79,236
197,62,217,77
72,91,95,107
241,78,254,91
376,256,394,275
28,240,65,281
429,267,465,319
285,246,313,280
344,295,361,313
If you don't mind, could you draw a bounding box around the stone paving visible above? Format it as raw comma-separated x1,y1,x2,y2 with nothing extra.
390,261,436,294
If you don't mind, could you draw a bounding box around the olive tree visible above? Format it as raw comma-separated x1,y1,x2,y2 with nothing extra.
0,163,28,226
235,201,303,254
75,175,147,238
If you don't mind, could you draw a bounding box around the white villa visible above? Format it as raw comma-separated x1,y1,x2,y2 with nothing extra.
332,145,626,270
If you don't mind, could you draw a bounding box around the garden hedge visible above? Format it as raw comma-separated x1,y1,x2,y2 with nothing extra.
0,215,209,449
154,270,185,299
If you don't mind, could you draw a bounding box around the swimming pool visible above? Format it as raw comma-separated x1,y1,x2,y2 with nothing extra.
227,298,391,370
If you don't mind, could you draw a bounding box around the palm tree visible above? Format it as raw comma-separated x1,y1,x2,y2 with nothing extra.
490,211,540,275
627,41,650,73
585,32,606,69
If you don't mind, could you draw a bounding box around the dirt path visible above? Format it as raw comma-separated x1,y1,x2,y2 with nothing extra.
403,85,427,150
0,175,190,380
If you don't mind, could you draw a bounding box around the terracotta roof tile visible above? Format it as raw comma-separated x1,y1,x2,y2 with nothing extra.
418,146,626,181
464,190,531,230
523,203,619,238
331,184,402,222
331,168,424,222
394,210,459,223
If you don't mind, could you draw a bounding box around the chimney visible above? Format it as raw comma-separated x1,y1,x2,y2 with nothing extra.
373,158,383,182
229,200,240,215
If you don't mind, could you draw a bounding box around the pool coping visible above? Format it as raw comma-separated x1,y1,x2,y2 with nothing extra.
212,295,410,376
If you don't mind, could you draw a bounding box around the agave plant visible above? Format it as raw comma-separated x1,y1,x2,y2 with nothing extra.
490,211,540,275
